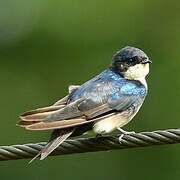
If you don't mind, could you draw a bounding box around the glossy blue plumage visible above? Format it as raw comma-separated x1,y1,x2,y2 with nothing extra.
68,68,147,116
18,46,151,161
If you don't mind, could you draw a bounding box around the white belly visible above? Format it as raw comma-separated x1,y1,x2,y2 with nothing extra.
93,108,140,134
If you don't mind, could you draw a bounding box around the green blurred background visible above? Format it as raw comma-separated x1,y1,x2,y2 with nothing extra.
0,0,180,179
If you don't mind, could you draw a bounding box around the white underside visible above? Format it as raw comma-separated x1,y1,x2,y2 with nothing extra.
93,107,140,134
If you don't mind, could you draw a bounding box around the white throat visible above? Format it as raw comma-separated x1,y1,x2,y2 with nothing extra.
122,63,149,87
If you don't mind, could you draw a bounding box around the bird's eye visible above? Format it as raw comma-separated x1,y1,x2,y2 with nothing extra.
117,63,123,68
120,64,124,68
116,62,124,69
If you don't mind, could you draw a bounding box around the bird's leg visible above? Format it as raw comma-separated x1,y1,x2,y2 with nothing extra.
117,128,135,143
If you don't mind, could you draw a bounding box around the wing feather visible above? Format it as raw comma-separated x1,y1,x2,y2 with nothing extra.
18,76,146,132
21,112,116,130
24,118,86,130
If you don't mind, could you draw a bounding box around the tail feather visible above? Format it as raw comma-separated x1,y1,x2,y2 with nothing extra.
29,128,74,163
40,130,74,160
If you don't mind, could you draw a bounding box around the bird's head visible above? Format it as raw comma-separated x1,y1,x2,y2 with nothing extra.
111,46,151,80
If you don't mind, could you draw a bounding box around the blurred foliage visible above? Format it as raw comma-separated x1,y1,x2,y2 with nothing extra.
0,0,180,179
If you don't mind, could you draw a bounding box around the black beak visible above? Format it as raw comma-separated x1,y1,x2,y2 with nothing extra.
141,58,152,64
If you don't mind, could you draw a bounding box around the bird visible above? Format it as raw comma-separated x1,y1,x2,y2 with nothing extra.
17,46,151,162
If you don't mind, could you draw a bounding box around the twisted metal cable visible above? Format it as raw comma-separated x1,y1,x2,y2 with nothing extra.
0,128,180,161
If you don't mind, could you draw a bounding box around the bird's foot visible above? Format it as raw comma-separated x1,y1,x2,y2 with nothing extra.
117,128,135,143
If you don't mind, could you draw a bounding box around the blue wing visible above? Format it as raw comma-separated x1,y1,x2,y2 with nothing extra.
67,69,147,119
43,69,147,121
19,69,147,130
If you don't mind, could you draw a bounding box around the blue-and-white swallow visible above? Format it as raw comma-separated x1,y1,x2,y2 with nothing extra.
17,46,151,161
